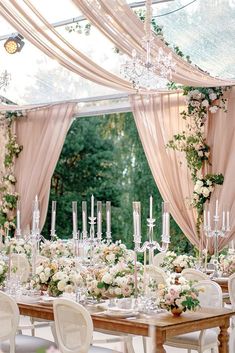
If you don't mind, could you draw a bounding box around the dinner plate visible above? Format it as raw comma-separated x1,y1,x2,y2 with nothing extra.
39,296,56,305
103,309,139,318
18,295,41,304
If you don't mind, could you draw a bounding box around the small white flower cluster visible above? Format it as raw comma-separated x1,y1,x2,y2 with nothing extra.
84,261,143,299
40,240,74,259
5,238,32,258
219,254,235,276
93,240,134,265
0,258,8,286
161,251,195,272
186,88,223,116
31,257,83,296
193,178,214,201
158,274,200,312
172,254,195,270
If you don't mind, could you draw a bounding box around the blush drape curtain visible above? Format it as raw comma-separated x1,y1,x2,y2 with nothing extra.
14,102,76,233
130,88,235,252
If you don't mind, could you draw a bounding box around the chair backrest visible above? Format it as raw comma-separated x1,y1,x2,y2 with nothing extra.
0,292,19,342
194,280,223,308
153,252,166,267
53,298,93,353
11,254,30,283
146,265,167,285
181,268,208,282
228,273,235,309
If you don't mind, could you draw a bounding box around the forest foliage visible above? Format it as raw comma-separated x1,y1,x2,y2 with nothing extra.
42,113,192,254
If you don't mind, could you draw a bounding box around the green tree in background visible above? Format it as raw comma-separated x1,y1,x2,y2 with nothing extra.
43,113,192,254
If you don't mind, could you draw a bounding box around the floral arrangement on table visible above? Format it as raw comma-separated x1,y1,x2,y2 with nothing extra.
160,251,196,273
167,86,226,233
31,258,83,297
0,111,23,234
93,240,134,265
219,253,235,276
4,237,32,259
83,261,143,299
0,258,8,287
158,275,201,316
40,239,74,259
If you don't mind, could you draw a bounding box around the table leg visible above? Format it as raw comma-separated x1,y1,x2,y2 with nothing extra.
218,319,230,353
154,330,166,353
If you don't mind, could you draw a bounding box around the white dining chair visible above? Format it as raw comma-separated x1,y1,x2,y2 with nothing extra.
53,298,121,353
145,265,167,285
164,279,223,353
0,291,56,353
152,252,166,267
228,273,235,352
181,268,208,281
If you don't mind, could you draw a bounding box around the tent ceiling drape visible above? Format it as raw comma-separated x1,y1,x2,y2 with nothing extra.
73,0,235,87
0,0,234,93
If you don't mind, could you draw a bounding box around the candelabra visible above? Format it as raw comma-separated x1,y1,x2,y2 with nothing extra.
204,200,230,277
133,199,170,299
133,199,170,264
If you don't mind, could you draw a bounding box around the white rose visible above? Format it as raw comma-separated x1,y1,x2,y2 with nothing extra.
209,106,219,114
196,180,204,187
53,271,64,281
0,265,3,275
57,280,66,292
102,273,112,284
64,284,74,293
201,99,209,107
36,265,44,275
114,287,122,296
209,93,217,101
202,187,210,197
106,253,116,263
39,272,46,283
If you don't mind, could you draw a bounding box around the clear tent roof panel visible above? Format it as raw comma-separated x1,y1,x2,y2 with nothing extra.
0,0,234,105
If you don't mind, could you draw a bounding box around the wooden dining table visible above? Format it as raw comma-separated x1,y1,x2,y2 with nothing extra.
18,301,235,353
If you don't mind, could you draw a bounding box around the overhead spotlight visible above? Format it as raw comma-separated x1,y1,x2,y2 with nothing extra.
4,34,25,54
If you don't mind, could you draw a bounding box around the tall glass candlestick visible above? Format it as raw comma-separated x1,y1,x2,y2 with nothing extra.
15,200,21,239
97,201,102,241
50,201,57,240
106,201,112,244
72,201,78,239
204,203,230,277
91,195,94,218
82,201,87,240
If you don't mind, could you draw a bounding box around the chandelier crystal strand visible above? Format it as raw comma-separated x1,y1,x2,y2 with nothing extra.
121,0,176,90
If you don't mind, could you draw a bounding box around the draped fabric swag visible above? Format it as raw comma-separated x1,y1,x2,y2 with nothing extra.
14,102,76,233
130,88,235,252
73,0,235,87
0,0,234,93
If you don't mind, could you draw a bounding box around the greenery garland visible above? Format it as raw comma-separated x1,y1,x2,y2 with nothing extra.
0,111,23,235
167,87,227,233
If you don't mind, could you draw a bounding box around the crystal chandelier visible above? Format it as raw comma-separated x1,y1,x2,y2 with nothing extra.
121,0,176,90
